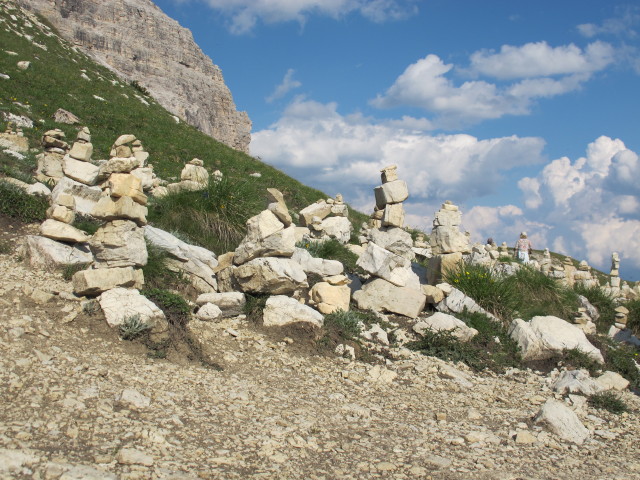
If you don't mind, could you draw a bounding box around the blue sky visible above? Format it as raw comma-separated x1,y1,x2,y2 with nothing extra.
155,0,640,281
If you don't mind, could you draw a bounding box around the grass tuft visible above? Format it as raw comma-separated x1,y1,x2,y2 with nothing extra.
298,239,361,274
0,180,48,223
119,314,151,340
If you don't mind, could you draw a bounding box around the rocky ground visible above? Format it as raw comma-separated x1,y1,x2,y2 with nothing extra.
1,220,640,480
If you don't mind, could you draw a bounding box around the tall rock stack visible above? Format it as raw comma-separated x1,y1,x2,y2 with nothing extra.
70,134,150,297
353,167,426,318
573,261,597,289
610,252,621,289
370,165,408,229
427,201,471,284
63,127,99,186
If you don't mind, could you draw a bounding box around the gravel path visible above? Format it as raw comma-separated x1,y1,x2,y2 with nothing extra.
1,248,640,480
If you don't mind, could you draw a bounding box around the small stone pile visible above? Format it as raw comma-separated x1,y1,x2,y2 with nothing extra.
573,260,597,288
165,158,209,194
298,193,351,244
370,165,408,229
427,201,471,284
62,127,99,186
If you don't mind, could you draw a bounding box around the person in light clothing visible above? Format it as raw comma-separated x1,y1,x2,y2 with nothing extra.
515,232,533,264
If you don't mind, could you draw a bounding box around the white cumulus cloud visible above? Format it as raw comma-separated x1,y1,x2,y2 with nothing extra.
195,0,418,34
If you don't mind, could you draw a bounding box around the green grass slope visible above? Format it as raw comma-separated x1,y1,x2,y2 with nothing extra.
0,2,367,253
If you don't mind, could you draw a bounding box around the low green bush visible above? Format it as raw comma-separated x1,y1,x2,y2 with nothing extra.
323,310,365,340
148,176,263,254
626,299,640,336
573,284,617,332
443,263,518,320
0,180,48,222
407,311,521,373
142,243,188,290
511,266,578,320
588,391,628,414
141,288,190,327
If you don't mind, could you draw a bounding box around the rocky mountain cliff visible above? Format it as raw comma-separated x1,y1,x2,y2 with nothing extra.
17,0,252,153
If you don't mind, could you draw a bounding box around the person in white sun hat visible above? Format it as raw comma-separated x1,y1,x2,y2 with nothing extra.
515,231,533,264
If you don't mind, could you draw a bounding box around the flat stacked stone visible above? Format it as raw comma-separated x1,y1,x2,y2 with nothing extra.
299,194,352,244
165,158,208,194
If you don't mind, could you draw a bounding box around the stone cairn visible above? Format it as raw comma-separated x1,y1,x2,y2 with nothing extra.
610,252,621,289
166,158,210,195
573,260,597,288
35,128,69,184
352,167,426,319
71,135,150,298
427,201,471,284
370,165,407,229
298,193,351,244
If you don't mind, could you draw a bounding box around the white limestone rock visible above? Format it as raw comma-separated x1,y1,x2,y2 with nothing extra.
40,219,90,243
534,399,589,445
374,180,409,207
195,292,246,317
290,247,344,277
263,295,324,328
596,371,630,391
24,235,93,269
553,370,604,395
51,176,102,215
309,282,351,314
508,316,604,363
143,226,218,291
63,155,100,185
299,201,332,226
195,303,223,321
413,312,478,342
107,173,147,205
234,257,308,295
319,216,352,244
73,266,144,296
436,287,498,321
369,227,414,260
98,288,167,333
234,225,296,265
382,203,405,228
92,196,148,226
356,241,412,287
68,141,93,162
353,278,426,318
90,220,147,268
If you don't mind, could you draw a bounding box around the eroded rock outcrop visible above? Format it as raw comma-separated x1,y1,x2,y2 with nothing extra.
18,0,252,152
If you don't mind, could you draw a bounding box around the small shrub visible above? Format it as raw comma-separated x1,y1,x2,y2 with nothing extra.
244,293,269,323
555,347,602,376
142,243,188,290
588,391,628,414
323,310,364,340
130,80,150,96
119,314,151,340
73,214,103,235
573,284,616,332
141,288,190,327
82,300,100,316
626,299,640,336
62,263,89,281
0,180,48,222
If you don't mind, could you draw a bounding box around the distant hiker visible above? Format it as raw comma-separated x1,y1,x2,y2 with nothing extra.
515,232,533,263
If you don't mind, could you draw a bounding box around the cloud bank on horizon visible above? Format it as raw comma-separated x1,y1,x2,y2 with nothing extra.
165,0,640,280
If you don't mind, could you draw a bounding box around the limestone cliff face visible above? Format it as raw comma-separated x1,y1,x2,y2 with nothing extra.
18,0,251,152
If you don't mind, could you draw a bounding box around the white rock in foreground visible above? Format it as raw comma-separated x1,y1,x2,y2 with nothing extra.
413,312,478,342
534,399,589,445
508,315,604,363
263,295,324,328
98,288,166,331
353,278,426,318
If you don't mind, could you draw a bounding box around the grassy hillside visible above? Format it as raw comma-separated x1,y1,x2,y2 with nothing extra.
0,2,367,253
